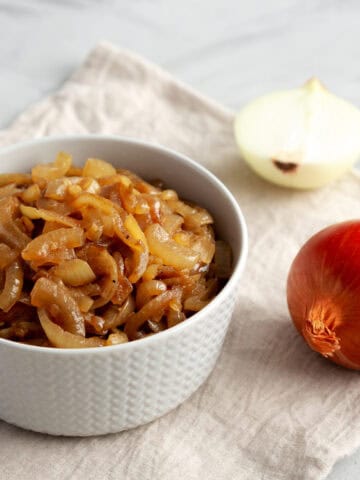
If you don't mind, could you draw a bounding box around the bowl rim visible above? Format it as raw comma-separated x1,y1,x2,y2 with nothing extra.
0,134,248,355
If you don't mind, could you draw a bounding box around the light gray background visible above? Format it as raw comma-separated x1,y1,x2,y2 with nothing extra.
0,0,359,478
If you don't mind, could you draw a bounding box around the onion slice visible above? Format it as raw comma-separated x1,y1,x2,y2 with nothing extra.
38,309,105,348
125,287,182,340
52,259,96,287
0,197,31,250
145,224,199,270
31,277,85,336
0,260,24,312
0,243,18,269
103,296,135,330
22,227,85,267
32,152,72,184
79,245,118,308
20,205,78,227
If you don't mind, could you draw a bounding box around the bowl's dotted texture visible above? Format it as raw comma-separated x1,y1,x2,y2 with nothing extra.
0,290,235,436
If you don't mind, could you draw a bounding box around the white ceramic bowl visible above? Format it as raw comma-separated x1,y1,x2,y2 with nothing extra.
0,135,247,436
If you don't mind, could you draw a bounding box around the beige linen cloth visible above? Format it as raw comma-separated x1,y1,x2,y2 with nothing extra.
1,41,360,480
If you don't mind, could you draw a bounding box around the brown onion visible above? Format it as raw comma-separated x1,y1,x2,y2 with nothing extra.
287,220,360,370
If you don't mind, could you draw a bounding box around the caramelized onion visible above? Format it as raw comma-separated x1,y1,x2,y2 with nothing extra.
0,183,23,198
31,277,85,336
136,280,167,309
0,197,31,250
80,245,118,308
38,309,104,348
106,331,128,345
145,224,199,270
21,184,41,203
45,176,100,200
125,287,182,340
82,158,116,178
22,227,84,267
111,253,133,305
0,260,24,312
0,243,18,269
0,154,230,348
0,174,32,186
113,214,149,283
32,152,72,184
103,296,135,330
162,213,183,235
52,259,96,287
20,205,78,227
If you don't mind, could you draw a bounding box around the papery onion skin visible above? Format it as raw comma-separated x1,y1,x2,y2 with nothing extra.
287,220,360,370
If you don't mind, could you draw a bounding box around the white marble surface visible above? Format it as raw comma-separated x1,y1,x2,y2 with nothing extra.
0,0,359,478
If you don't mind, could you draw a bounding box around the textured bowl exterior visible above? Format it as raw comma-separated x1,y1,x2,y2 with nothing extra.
0,286,235,436
0,136,247,436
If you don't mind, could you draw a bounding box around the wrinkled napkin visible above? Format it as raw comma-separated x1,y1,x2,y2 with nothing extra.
1,42,360,480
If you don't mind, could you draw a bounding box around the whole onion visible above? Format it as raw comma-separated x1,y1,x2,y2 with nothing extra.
287,220,360,370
